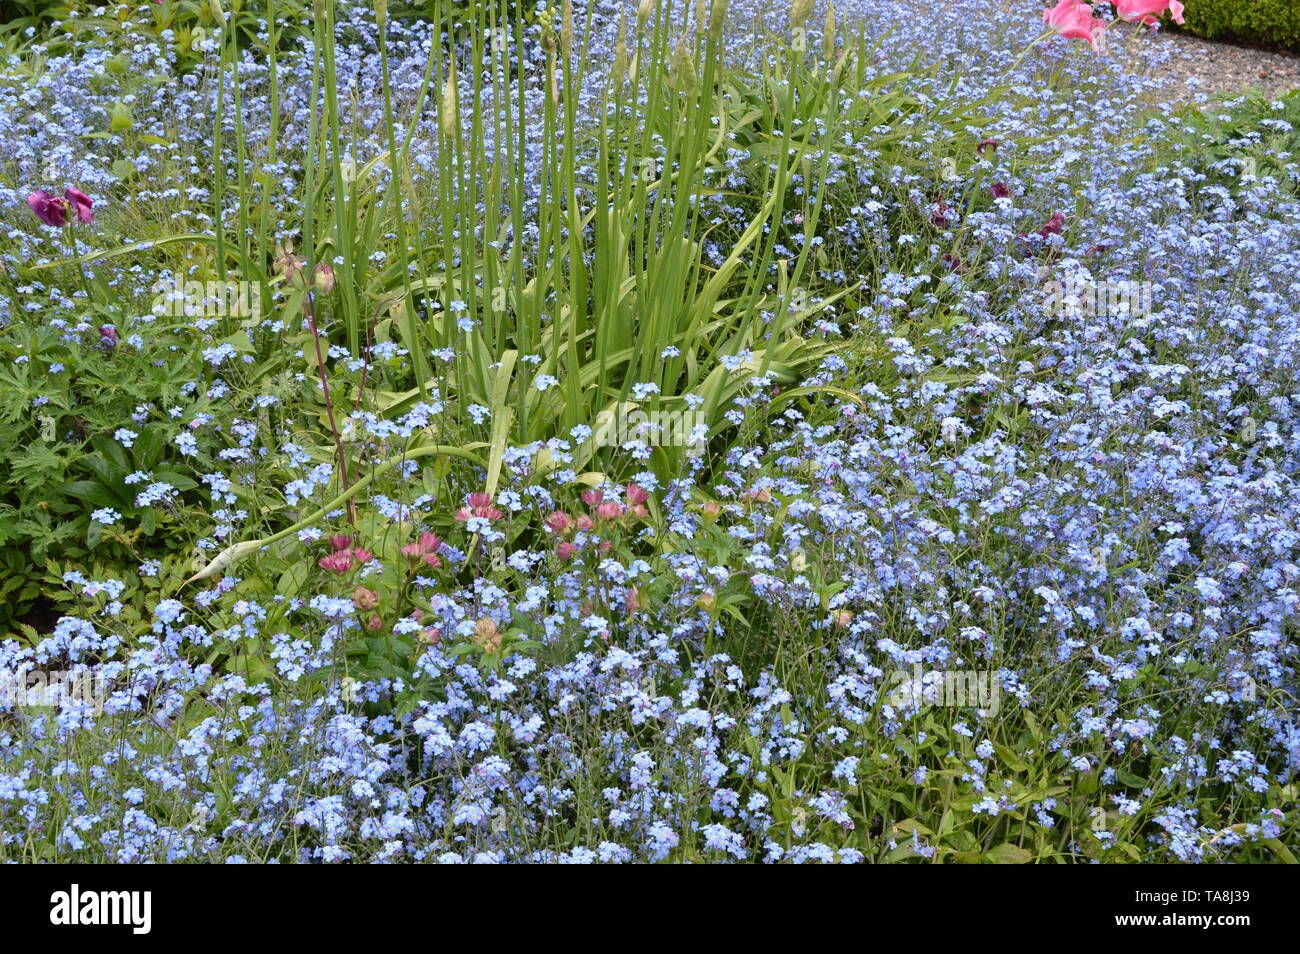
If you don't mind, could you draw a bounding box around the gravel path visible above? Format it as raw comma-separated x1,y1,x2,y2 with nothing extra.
1110,22,1300,103
859,0,1300,104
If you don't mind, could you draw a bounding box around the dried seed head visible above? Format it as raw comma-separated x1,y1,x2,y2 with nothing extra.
440,65,458,139
672,30,695,88
823,0,836,59
790,0,813,28
373,0,387,31
708,0,729,40
612,16,628,82
562,0,574,58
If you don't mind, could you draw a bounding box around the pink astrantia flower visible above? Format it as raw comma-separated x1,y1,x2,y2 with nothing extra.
319,551,354,574
454,492,503,522
1114,0,1184,26
1043,0,1106,52
401,531,443,567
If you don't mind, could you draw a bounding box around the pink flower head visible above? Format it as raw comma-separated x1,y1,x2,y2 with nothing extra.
576,514,594,532
350,547,374,564
556,540,577,560
419,531,441,552
991,182,1012,200
312,263,335,295
98,325,119,348
929,198,953,227
976,138,1000,154
625,484,648,505
595,500,625,521
544,511,571,534
329,534,353,552
351,586,379,611
1036,211,1067,239
27,190,70,227
1114,0,1183,26
581,488,604,507
64,187,94,223
454,492,502,522
1043,0,1106,52
319,551,354,573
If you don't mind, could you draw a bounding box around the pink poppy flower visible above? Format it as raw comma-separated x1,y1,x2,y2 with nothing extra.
1036,211,1067,239
27,191,71,227
1114,0,1183,26
1043,0,1106,52
64,187,94,223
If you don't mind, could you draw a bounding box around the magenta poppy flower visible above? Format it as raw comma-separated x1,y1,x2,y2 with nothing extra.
27,187,94,227
1043,0,1106,52
64,187,94,223
28,191,71,227
1037,212,1067,239
1114,0,1184,26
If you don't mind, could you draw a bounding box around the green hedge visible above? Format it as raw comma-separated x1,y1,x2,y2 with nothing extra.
1180,0,1300,51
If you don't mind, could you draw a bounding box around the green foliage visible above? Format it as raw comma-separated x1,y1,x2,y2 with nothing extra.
0,317,203,632
1167,87,1300,196
0,0,316,65
1180,0,1300,51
